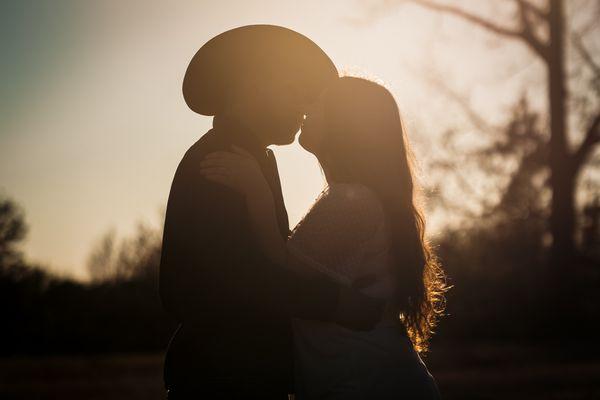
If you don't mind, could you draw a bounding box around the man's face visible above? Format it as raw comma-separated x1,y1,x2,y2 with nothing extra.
299,93,326,155
245,80,306,146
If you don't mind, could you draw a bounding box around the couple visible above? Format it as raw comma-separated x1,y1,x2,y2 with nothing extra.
159,25,446,399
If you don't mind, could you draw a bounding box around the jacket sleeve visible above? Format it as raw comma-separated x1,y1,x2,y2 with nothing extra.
159,156,341,324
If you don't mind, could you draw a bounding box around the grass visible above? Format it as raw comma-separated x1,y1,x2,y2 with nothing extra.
0,354,165,400
1,345,599,399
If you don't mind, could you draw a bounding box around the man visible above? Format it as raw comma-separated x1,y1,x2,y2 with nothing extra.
159,25,381,399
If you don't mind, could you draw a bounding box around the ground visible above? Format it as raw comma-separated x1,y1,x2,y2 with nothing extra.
1,345,599,399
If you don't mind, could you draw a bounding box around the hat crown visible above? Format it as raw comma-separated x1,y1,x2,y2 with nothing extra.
183,25,338,116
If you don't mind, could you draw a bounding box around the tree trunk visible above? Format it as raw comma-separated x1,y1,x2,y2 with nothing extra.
548,0,575,267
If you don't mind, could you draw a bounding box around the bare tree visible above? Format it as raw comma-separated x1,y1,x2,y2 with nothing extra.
87,229,117,282
371,0,599,266
87,222,162,283
0,196,27,270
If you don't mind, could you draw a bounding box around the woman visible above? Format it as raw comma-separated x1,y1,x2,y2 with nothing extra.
199,76,447,399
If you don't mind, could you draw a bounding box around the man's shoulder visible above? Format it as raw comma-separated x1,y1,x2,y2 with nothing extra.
174,130,227,177
180,129,225,164
167,129,239,205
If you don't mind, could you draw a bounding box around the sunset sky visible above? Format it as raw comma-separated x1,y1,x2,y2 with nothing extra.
0,0,541,279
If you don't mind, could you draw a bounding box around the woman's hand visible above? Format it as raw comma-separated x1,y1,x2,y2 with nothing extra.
200,145,270,197
201,145,285,265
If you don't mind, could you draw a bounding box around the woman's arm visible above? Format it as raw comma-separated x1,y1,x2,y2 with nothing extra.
200,151,385,328
199,147,336,279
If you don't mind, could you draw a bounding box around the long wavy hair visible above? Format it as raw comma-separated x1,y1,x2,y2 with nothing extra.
318,76,447,352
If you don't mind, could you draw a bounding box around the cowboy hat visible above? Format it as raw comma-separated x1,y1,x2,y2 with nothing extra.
183,25,338,116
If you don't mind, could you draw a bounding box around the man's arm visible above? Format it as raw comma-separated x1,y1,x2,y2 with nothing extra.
238,170,384,326
159,164,251,323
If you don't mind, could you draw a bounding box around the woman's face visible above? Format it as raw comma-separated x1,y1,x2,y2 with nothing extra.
298,93,327,155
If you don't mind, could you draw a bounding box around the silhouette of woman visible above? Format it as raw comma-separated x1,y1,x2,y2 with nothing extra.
200,76,447,399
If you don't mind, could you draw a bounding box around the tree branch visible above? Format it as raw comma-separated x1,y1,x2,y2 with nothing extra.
408,0,520,35
573,113,600,169
420,68,498,135
408,0,549,61
515,0,550,60
513,0,549,20
571,33,600,79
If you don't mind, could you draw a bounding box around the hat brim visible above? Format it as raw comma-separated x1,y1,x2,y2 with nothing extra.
183,25,338,116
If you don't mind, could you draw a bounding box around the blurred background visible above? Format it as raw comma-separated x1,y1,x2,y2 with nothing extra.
1,0,599,398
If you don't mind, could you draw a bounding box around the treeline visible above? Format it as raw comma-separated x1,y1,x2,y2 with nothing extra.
1,186,599,356
1,265,175,355
435,216,600,347
0,198,176,356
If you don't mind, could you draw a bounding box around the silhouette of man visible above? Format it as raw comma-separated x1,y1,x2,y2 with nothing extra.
159,25,381,399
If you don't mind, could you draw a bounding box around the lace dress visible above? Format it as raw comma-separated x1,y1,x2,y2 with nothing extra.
288,183,441,400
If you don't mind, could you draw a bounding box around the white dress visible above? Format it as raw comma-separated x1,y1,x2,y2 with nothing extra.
287,183,441,400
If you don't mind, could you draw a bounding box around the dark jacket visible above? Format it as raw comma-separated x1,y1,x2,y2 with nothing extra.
159,118,340,396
